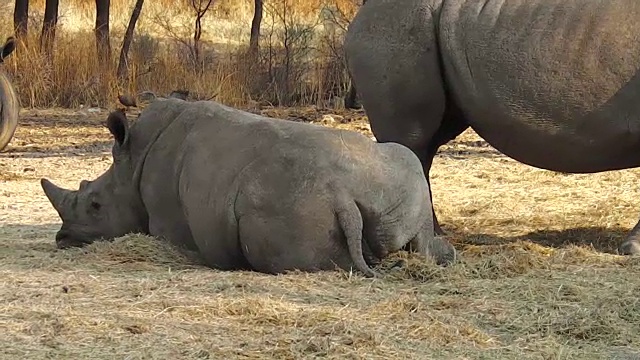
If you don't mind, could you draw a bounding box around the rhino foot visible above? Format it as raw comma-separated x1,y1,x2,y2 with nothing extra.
389,259,407,269
429,236,457,266
618,239,640,255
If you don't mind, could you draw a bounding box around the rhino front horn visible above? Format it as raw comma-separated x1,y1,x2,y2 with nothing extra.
40,178,73,216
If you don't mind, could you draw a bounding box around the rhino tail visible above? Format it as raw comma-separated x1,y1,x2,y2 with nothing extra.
336,200,379,278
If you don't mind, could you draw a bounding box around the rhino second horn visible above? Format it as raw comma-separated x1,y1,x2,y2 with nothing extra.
41,178,74,216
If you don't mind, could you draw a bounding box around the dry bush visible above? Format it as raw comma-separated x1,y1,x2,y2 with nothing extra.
245,0,358,107
0,0,360,110
311,0,358,107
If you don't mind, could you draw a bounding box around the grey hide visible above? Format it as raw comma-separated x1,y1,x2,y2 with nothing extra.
40,99,456,277
0,37,20,152
344,0,640,255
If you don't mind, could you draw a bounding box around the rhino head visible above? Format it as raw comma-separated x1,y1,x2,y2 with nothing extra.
41,110,148,249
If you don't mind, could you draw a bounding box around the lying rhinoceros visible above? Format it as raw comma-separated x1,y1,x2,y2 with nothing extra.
0,37,20,152
40,98,456,276
344,0,640,255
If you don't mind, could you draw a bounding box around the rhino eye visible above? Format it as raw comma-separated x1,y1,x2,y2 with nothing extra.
90,201,101,211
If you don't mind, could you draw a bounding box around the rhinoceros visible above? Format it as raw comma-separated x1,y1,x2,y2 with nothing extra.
40,98,456,276
0,37,20,152
344,0,640,255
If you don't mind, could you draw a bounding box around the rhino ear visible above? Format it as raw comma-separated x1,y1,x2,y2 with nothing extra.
106,110,129,148
0,37,16,63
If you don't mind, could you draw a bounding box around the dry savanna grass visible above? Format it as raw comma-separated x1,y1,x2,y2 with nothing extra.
2,106,640,359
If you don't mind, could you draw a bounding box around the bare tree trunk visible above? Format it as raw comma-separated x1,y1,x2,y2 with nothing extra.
14,0,29,42
249,0,263,53
40,0,59,60
95,0,112,68
117,0,145,81
189,0,214,67
193,13,202,63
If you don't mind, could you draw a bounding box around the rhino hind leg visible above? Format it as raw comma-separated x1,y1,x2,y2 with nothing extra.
345,2,468,236
618,240,640,255
406,219,457,266
336,200,380,278
234,188,376,276
618,219,640,255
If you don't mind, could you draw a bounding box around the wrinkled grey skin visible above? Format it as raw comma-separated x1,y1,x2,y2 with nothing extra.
344,0,640,255
41,98,456,277
0,37,20,152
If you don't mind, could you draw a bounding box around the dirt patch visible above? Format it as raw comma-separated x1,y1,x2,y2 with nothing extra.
1,106,640,359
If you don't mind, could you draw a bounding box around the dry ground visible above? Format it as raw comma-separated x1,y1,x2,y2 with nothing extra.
1,106,640,359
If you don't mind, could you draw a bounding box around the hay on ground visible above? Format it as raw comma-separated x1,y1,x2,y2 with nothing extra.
2,107,640,359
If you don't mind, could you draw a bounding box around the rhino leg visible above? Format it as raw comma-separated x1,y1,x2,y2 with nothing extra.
408,221,457,266
618,218,640,255
344,0,468,236
336,200,380,278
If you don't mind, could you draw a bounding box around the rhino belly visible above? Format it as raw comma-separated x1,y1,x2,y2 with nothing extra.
465,107,640,173
438,0,640,173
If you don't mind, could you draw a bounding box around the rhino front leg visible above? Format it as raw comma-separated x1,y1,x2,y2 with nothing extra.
618,217,640,255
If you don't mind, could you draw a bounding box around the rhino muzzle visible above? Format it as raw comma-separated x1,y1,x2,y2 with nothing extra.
55,229,93,249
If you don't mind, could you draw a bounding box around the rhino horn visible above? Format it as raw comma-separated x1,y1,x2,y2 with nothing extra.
41,178,74,217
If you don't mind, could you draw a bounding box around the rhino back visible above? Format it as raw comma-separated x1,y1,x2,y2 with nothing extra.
127,99,193,162
145,100,286,198
261,123,429,210
439,0,640,172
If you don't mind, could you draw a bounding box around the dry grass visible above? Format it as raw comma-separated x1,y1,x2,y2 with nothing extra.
2,107,640,359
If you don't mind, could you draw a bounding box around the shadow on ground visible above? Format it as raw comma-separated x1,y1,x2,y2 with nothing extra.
0,140,112,159
445,225,629,254
0,223,60,254
1,222,631,263
436,139,506,160
0,113,112,157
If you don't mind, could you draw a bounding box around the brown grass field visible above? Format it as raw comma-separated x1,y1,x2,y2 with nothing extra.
0,0,639,357
1,106,640,359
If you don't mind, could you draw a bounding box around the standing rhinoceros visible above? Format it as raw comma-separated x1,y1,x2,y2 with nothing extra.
40,98,456,276
344,0,640,255
0,37,20,152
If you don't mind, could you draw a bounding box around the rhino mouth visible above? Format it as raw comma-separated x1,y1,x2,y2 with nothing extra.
55,230,94,249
